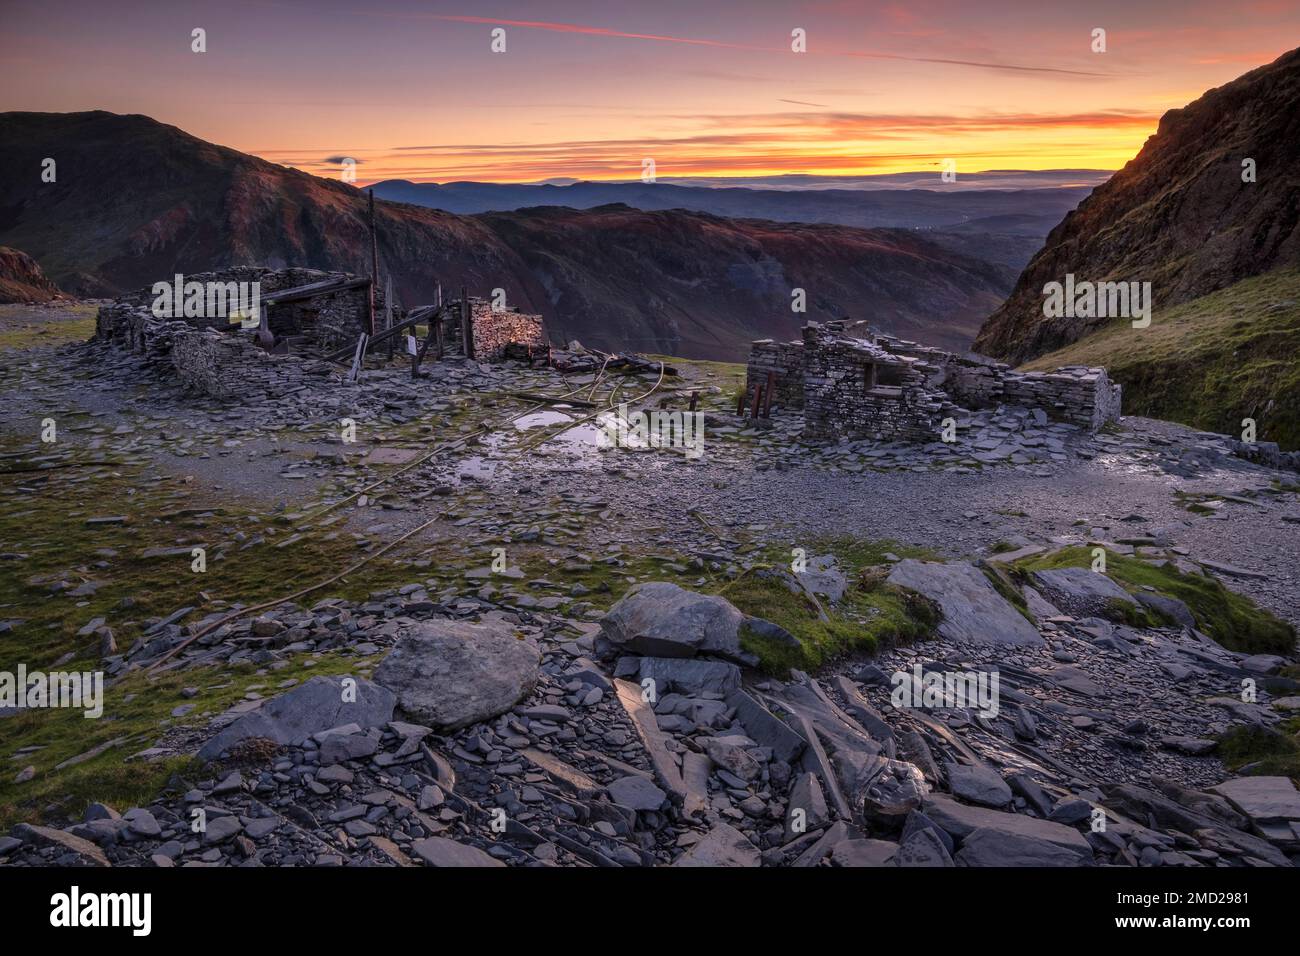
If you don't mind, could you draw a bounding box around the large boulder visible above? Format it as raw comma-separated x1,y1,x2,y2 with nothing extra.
198,675,395,761
886,560,1043,647
946,763,1013,808
374,619,540,732
599,582,758,666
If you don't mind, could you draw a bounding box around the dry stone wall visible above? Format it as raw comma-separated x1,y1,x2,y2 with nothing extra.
1001,367,1122,431
744,320,1123,442
465,298,545,362
801,323,950,443
745,339,805,409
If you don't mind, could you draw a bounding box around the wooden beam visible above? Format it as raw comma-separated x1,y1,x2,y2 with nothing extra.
368,189,378,337
460,286,475,360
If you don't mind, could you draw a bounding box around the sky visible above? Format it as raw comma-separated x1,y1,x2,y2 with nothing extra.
1,0,1297,184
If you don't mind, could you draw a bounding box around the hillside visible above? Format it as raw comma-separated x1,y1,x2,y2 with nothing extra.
0,246,61,303
0,111,1012,358
1022,270,1300,449
974,47,1300,364
478,204,1010,354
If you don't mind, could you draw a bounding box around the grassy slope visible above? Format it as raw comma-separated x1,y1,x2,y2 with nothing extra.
1021,269,1300,450
0,439,436,826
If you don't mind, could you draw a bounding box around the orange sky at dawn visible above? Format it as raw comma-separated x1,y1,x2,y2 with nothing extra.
2,0,1297,184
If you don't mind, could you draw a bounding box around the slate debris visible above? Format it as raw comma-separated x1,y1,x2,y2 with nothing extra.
3,330,1298,869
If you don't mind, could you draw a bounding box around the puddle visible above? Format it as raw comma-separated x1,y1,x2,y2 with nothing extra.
512,409,575,430
456,455,498,481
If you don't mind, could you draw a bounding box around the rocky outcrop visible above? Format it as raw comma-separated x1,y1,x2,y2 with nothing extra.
599,582,762,666
0,246,61,302
974,47,1300,364
886,559,1044,647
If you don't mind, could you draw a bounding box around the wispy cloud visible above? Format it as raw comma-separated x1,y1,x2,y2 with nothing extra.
391,13,1117,77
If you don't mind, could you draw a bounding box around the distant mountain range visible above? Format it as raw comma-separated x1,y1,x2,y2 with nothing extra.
367,176,1094,249
495,171,1111,191
0,111,1019,357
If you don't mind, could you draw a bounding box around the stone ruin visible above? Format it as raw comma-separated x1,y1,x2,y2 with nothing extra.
436,296,546,364
746,320,1122,443
94,266,546,402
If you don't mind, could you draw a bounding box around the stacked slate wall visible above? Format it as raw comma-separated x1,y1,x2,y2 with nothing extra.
1001,366,1122,431
745,339,806,409
800,323,948,443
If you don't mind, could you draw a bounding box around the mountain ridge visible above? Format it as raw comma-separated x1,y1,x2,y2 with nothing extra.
973,47,1300,364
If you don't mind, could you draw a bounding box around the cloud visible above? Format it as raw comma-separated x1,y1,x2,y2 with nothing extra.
386,13,1116,77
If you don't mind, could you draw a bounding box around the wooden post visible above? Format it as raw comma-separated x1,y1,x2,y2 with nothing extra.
750,385,763,419
689,390,698,412
435,308,445,359
736,388,746,416
367,190,378,337
347,332,369,383
460,286,475,360
763,371,776,417
385,273,395,361
412,311,438,379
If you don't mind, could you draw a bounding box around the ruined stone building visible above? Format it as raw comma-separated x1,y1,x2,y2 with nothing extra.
95,266,546,402
437,296,546,363
746,320,1122,443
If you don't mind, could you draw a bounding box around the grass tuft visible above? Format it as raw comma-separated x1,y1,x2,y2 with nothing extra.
1011,546,1295,655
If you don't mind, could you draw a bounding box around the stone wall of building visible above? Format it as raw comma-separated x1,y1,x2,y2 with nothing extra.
96,267,383,354
309,286,381,353
744,320,1123,442
1001,366,1122,431
169,326,339,401
745,339,805,409
464,298,546,362
801,322,950,443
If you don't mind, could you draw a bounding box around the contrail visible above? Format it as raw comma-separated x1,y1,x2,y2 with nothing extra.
415,14,1112,77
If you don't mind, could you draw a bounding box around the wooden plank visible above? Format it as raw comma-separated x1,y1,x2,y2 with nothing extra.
345,332,368,382
385,273,394,360
261,276,369,305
